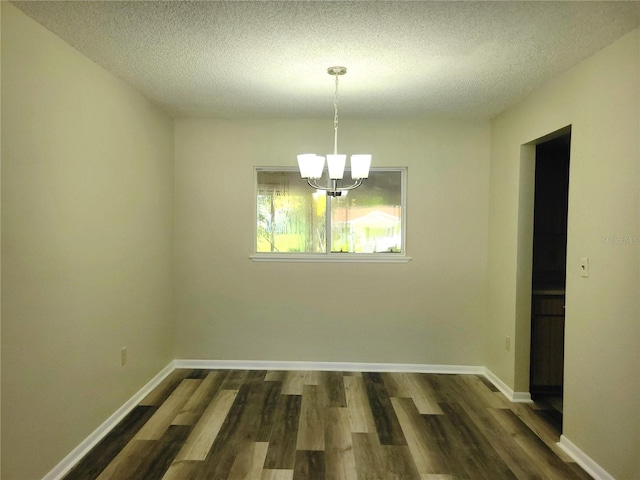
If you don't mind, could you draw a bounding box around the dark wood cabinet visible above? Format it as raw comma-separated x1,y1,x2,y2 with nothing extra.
530,293,565,395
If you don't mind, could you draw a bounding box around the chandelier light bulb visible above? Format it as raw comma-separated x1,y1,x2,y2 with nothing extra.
326,154,346,179
351,154,372,180
297,154,325,179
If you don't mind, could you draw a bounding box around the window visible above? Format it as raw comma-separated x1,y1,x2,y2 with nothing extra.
253,167,408,262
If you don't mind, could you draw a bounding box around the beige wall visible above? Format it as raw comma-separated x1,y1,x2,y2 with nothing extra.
1,4,175,479
488,28,640,479
174,118,490,365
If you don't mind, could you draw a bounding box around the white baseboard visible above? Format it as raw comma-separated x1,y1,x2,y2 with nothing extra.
482,367,533,403
558,435,615,480
42,361,176,480
173,359,485,375
176,361,531,406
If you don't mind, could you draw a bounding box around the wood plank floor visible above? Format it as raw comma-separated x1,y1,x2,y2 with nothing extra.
63,369,593,480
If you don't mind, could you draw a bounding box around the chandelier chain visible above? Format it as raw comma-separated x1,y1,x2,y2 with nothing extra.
333,72,339,155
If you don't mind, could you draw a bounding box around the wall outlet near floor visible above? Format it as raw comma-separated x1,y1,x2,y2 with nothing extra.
121,347,127,366
505,335,511,352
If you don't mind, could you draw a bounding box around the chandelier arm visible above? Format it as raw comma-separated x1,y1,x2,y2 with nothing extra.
306,177,362,195
334,179,363,192
306,178,325,190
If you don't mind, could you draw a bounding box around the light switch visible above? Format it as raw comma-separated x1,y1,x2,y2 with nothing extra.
580,257,589,277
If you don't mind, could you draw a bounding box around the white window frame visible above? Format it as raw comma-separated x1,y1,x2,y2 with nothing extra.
251,166,411,263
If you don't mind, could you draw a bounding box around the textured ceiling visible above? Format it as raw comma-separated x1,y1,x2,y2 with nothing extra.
11,1,640,119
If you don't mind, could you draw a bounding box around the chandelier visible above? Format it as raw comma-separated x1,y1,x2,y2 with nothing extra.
297,66,371,197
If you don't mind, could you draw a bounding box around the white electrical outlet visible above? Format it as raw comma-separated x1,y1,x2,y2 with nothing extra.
121,347,127,366
505,336,511,352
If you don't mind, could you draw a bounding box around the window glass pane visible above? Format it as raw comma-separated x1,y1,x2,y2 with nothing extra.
330,170,402,253
256,171,326,253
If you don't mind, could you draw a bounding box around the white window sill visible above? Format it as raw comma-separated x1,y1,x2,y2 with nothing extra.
250,254,412,263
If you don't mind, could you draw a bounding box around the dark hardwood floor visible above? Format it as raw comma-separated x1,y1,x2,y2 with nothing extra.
63,369,592,480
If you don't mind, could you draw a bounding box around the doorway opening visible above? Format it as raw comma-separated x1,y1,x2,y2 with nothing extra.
529,131,571,430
